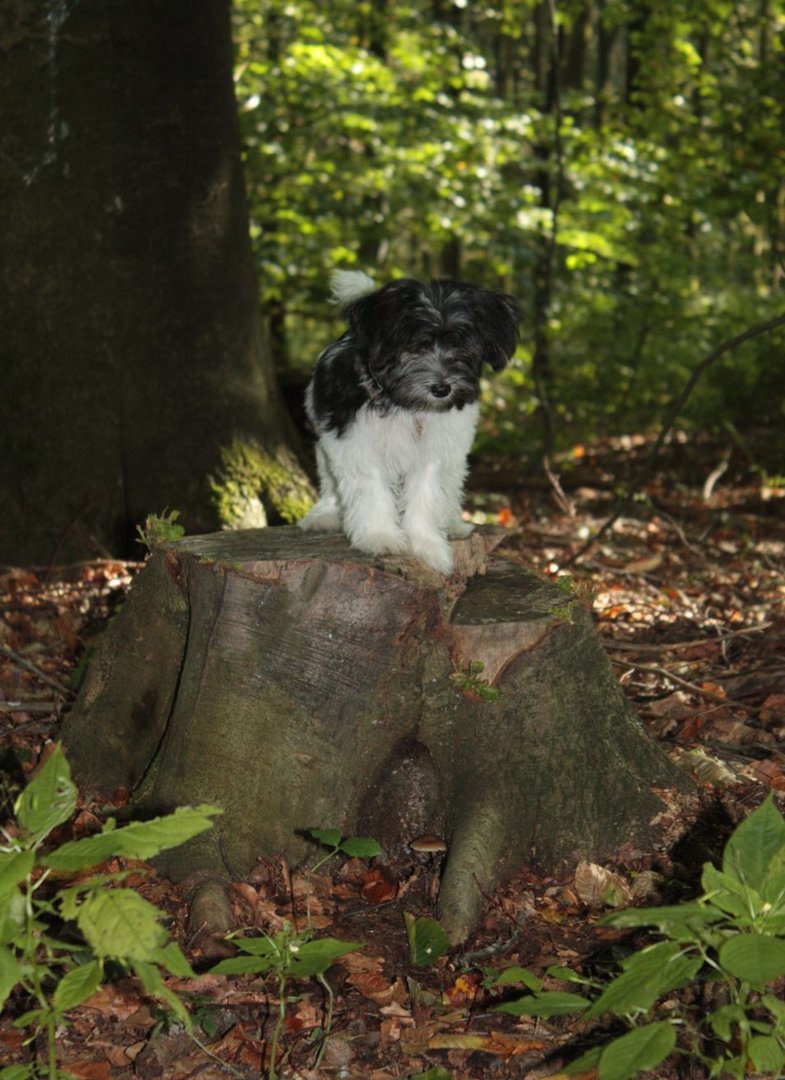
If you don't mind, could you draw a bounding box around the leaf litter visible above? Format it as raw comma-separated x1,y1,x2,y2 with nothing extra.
1,431,784,1078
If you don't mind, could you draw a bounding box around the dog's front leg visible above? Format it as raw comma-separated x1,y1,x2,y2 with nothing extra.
340,467,407,557
299,443,342,532
321,430,407,558
401,462,457,574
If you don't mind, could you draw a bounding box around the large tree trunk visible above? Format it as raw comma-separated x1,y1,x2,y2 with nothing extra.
0,0,310,567
62,527,688,943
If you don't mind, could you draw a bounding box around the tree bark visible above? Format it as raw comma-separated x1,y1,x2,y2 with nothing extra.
62,526,688,943
0,0,310,567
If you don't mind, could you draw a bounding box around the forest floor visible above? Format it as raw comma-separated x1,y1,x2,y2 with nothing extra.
1,430,784,1080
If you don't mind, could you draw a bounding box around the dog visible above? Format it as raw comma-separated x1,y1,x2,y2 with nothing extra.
298,270,519,574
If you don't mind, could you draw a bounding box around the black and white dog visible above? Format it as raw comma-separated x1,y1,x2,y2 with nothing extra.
298,271,519,574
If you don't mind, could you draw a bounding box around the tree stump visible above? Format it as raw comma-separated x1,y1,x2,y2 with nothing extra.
62,526,687,942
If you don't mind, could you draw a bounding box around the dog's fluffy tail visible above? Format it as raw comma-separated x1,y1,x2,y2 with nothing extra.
330,269,377,308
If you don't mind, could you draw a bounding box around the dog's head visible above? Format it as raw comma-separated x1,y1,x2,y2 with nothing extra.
345,278,519,412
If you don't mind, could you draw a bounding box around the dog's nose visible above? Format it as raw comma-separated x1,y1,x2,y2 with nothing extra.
429,382,451,398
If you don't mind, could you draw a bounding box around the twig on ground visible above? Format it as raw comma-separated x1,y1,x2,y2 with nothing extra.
0,700,60,713
611,657,759,713
0,643,74,698
602,623,772,654
543,455,575,518
458,928,523,966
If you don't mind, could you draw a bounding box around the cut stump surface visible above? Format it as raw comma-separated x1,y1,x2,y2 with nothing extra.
63,526,687,942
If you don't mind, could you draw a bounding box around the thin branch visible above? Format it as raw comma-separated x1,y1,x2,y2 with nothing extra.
602,622,772,654
0,643,73,697
611,657,758,713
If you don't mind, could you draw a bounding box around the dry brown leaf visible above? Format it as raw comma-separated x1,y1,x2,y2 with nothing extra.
347,970,399,1006
339,949,385,975
761,694,785,726
574,861,631,909
443,971,482,1006
428,1030,545,1056
361,864,398,903
60,1062,112,1080
740,758,785,790
674,747,739,786
625,553,663,574
80,982,146,1022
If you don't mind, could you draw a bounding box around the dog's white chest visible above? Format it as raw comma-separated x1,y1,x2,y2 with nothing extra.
354,404,479,476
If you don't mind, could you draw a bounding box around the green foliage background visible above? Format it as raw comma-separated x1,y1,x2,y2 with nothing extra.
232,0,785,456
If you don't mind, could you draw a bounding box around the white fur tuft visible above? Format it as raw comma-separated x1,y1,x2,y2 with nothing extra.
329,269,377,308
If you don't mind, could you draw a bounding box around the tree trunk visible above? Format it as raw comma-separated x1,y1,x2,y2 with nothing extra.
0,0,311,567
62,527,688,943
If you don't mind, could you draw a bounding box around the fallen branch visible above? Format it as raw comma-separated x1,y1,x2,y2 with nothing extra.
611,657,758,713
0,643,74,698
602,623,772,654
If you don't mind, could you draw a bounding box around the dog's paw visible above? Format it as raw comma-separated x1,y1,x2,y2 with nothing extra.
447,519,474,540
352,529,408,558
298,502,342,532
407,532,454,575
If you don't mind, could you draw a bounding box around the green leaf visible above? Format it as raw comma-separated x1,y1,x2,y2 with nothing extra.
604,900,722,933
0,946,23,1012
0,850,35,894
286,937,362,978
719,933,785,987
564,1045,603,1075
709,1003,747,1041
132,960,190,1027
0,852,33,947
404,913,450,967
723,796,785,894
411,1067,452,1080
211,954,272,976
75,888,168,962
748,1034,785,1075
150,941,195,978
545,965,592,985
14,745,77,846
52,959,103,1011
701,863,759,921
491,990,591,1018
598,1021,676,1080
494,966,543,991
762,993,785,1025
586,941,701,1020
232,935,281,958
308,828,342,849
42,804,221,871
339,836,382,858
0,1064,35,1079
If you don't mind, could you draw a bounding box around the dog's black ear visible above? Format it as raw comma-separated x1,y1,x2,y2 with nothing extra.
478,290,520,371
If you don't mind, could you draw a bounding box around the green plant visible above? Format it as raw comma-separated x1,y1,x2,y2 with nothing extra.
449,659,500,704
211,921,361,1079
305,827,382,872
135,508,185,551
0,744,220,1080
489,795,785,1080
207,827,376,1078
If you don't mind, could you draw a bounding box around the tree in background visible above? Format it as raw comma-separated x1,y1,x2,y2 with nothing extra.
0,0,312,567
236,0,785,459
